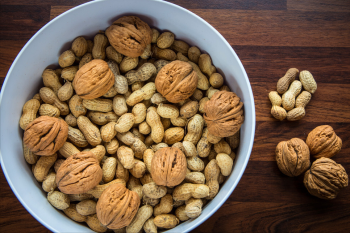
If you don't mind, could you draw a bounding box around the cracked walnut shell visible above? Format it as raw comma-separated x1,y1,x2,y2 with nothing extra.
56,151,102,194
275,138,310,177
203,91,244,137
96,183,140,229
106,16,152,57
306,125,342,159
304,157,348,200
23,116,68,156
151,147,187,187
73,59,114,99
155,60,198,103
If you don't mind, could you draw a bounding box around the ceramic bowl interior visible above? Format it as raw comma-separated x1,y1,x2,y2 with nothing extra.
0,0,255,232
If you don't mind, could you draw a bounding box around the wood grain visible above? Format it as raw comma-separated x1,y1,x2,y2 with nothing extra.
1,0,350,233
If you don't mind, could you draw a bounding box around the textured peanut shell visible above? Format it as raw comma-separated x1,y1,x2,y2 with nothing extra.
175,205,189,221
56,151,102,194
39,104,60,118
83,98,113,112
47,191,70,210
69,95,87,118
184,114,204,145
143,217,157,233
173,183,209,201
73,59,114,99
154,194,174,216
39,87,69,115
126,205,153,233
63,204,87,222
23,143,39,165
106,16,152,57
19,99,41,130
42,69,62,95
87,179,126,198
34,153,57,182
304,157,348,200
204,91,244,137
86,214,108,232
87,111,118,125
76,199,97,216
277,68,299,94
155,61,198,103
153,214,179,229
306,125,342,159
62,66,79,81
151,147,187,187
24,116,68,156
97,183,140,229
299,70,317,94
205,159,220,199
185,198,203,218
163,127,185,145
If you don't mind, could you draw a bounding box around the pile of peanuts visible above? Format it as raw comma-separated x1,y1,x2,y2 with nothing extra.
19,26,239,232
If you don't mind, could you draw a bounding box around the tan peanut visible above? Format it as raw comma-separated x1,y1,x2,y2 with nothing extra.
143,194,159,207
206,87,220,99
131,81,143,92
101,122,117,142
59,142,80,158
187,156,205,172
140,173,154,185
76,199,97,216
116,132,146,159
54,159,65,173
182,141,197,157
198,97,209,114
23,143,39,164
42,172,57,192
40,87,69,115
227,130,240,150
157,32,175,49
188,46,201,63
42,69,62,95
277,68,299,94
185,198,203,218
89,145,106,162
83,98,112,112
180,101,199,118
106,46,123,63
47,190,70,210
214,139,232,155
77,116,102,146
72,36,87,57
173,183,209,201
185,171,205,184
120,56,139,73
79,53,92,69
207,131,222,144
63,204,87,222
146,106,164,143
132,128,145,142
132,103,147,124
188,61,210,90
143,217,157,233
164,127,185,145
191,89,203,101
105,138,119,154
171,40,190,54
39,104,60,118
126,82,156,106
145,135,154,148
87,111,118,125
115,158,129,183
103,85,118,98
139,121,151,135
197,130,212,158
65,114,77,127
125,63,156,84
177,52,189,62
210,73,224,88
287,91,312,121
32,93,42,103
184,114,204,145
154,214,179,229
157,104,179,119
68,193,94,202
126,205,153,233
141,44,152,59
198,54,216,77
129,159,146,178
87,179,126,198
175,205,189,221
143,149,154,173
86,214,108,232
170,117,186,127
154,194,173,216
151,28,160,43
152,143,169,152
205,159,220,199
216,153,233,176
92,33,108,59
67,126,88,147
69,95,87,118
282,80,302,110
143,182,167,199
34,153,57,182
112,95,128,116
299,70,317,94
151,93,167,105
127,175,141,190
152,45,176,61
115,113,135,133
102,157,117,183
117,146,135,169
19,99,40,130
58,50,75,68
269,91,287,121
131,185,143,200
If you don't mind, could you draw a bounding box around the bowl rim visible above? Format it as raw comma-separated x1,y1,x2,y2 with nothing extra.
0,0,256,232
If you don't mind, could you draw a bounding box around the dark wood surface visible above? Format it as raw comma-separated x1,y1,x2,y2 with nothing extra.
1,0,350,232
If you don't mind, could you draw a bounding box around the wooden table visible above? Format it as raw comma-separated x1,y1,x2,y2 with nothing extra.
1,0,350,232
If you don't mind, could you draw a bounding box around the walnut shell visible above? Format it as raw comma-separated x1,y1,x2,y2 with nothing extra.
23,116,68,156
304,157,348,200
203,91,244,137
96,183,140,229
105,16,152,57
56,151,102,194
306,125,342,159
275,138,310,177
151,147,187,187
155,61,198,103
73,59,114,99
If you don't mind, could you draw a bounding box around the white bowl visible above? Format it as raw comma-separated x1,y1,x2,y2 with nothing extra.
0,0,255,232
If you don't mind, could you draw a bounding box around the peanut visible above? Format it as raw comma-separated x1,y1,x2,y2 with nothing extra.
47,190,70,210
152,45,176,61
207,131,222,144
126,82,156,106
299,70,317,94
171,40,190,54
19,99,40,130
34,153,57,182
86,214,107,232
101,122,117,142
79,53,92,69
42,69,62,95
132,128,145,142
145,135,154,148
42,172,57,192
87,179,126,198
116,132,146,159
141,44,152,59
227,130,240,150
129,159,146,178
117,146,135,169
115,158,129,183
151,28,160,43
112,95,128,116
143,182,167,199
89,145,106,162
39,104,60,118
157,32,175,49
76,199,97,216
92,33,108,59
171,117,187,127
65,114,77,127
185,198,203,218
269,91,287,121
182,141,197,157
115,113,135,133
184,114,204,145
157,103,179,119
59,142,80,158
177,52,189,62
69,95,87,118
188,61,209,90
140,173,154,185
154,214,179,229
198,97,209,114
83,98,113,112
205,159,220,199
214,139,232,155
151,142,168,152
87,111,118,125
68,126,88,148
173,183,209,201
191,89,203,101
105,138,119,154
206,86,220,99
68,193,94,202
40,87,69,115
180,100,199,118
146,106,164,143
132,103,147,124
106,46,123,63
63,204,87,222
102,157,117,182
154,194,173,216
126,205,153,233
143,149,154,173
151,93,167,105
287,90,312,121
216,153,233,176
71,36,87,57
58,50,75,68
209,73,224,88
198,54,216,77
187,156,205,172
120,56,139,73
131,81,143,92
125,63,156,84
188,46,201,63
282,80,302,110
175,205,189,221
139,121,151,135
143,217,157,233
103,86,118,98
23,143,39,164
77,116,102,146
54,159,65,173
164,127,185,145
185,171,205,184
277,68,299,94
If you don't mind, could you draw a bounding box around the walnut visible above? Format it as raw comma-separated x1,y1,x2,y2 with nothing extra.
306,125,342,159
304,157,348,199
73,59,114,99
275,138,310,177
106,16,152,57
155,61,198,103
151,147,187,187
56,151,102,194
23,116,68,156
203,91,244,137
96,183,140,229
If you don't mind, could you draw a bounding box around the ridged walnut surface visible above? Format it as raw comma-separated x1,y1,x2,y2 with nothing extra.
106,16,152,57
96,183,140,229
56,151,102,194
73,59,114,99
155,60,198,103
275,138,310,177
306,125,342,159
203,91,244,137
151,147,187,187
23,116,68,156
304,157,348,200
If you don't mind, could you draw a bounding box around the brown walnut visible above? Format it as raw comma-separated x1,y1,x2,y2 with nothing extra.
203,91,244,137
106,16,152,57
56,151,102,194
306,125,342,159
96,183,140,229
275,138,310,177
23,116,68,156
155,60,198,103
73,59,114,99
304,157,348,200
151,147,187,187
